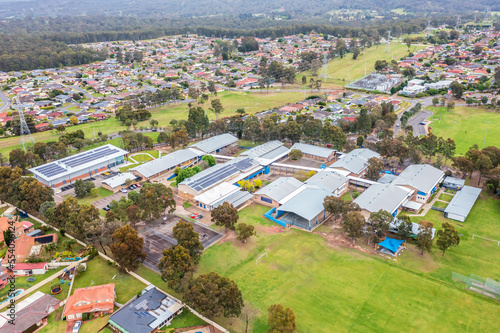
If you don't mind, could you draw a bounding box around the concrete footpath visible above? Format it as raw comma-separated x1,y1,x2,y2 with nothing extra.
4,204,229,333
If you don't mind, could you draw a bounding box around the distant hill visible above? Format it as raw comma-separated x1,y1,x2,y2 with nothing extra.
0,0,497,19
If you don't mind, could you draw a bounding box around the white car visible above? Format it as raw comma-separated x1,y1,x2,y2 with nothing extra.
120,189,128,193
73,321,82,333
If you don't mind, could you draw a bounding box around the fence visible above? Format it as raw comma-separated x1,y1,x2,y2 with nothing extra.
452,272,500,301
431,206,445,212
264,207,287,228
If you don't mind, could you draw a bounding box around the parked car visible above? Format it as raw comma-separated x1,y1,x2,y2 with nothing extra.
120,189,128,193
135,183,141,188
128,186,134,190
103,206,110,211
73,321,82,333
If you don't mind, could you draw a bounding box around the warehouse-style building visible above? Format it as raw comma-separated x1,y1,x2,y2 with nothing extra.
29,144,128,188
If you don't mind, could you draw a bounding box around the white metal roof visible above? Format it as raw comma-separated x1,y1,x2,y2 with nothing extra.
101,172,137,188
277,185,331,221
331,148,380,174
194,182,240,206
290,143,336,159
305,170,349,193
255,177,303,203
354,184,413,214
444,186,481,221
190,133,238,153
392,164,444,194
130,148,203,178
29,144,128,182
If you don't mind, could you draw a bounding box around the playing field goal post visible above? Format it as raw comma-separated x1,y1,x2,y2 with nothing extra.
256,252,268,265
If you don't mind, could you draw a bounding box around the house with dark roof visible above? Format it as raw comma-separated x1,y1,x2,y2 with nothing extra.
108,285,182,333
0,291,61,333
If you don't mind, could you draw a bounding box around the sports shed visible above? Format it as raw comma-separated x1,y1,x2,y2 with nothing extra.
275,185,331,230
444,186,481,222
29,144,128,188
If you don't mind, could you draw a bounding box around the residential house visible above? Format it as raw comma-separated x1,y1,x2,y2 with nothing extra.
0,291,61,333
64,284,116,321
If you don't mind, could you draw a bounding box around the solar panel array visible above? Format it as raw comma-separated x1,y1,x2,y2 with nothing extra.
34,146,121,179
185,158,256,192
61,146,119,168
34,163,66,178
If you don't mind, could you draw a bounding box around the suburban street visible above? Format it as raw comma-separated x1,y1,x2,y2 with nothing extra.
0,90,10,112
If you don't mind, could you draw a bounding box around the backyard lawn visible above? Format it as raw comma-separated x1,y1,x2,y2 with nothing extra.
71,256,146,304
187,202,500,333
166,309,207,329
427,106,500,154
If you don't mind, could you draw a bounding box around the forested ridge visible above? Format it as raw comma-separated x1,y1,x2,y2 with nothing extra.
0,0,498,19
0,13,474,72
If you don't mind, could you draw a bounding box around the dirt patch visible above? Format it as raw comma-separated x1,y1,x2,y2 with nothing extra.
218,231,236,245
260,225,284,234
315,224,372,254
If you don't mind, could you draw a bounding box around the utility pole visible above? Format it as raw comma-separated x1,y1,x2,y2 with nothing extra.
385,30,391,53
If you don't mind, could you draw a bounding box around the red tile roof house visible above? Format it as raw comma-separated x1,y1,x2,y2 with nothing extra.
63,284,116,321
11,262,48,276
0,291,61,333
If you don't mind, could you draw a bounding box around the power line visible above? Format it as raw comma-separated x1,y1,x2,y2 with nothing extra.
14,96,35,151
385,30,391,53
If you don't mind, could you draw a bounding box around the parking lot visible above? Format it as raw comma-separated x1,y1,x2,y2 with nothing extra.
139,214,224,272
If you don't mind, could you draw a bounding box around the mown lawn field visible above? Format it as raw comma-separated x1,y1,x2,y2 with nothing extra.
185,201,500,333
427,106,500,154
150,90,317,124
299,42,425,88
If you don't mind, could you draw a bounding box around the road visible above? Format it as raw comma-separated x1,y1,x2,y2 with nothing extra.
0,90,11,113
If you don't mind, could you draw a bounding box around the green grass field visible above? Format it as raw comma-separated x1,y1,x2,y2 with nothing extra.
151,90,317,125
300,42,425,88
69,187,114,206
439,193,455,202
428,106,500,154
188,200,500,333
71,256,146,304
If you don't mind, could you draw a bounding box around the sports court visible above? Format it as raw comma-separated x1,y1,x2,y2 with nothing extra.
139,214,224,272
